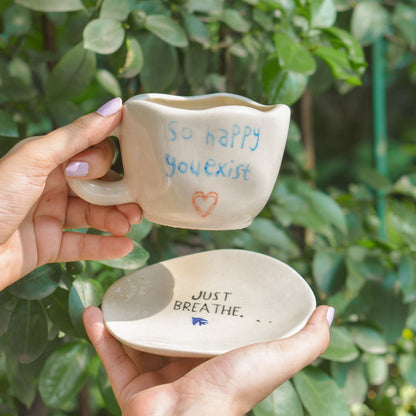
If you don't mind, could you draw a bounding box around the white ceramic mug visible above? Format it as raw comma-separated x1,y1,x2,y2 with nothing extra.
67,93,290,230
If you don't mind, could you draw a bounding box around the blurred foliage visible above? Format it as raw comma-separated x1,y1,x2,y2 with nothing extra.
0,0,416,415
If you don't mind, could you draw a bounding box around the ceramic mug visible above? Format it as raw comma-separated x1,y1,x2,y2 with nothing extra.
67,93,290,230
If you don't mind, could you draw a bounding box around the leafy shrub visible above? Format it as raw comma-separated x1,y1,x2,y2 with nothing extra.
0,0,415,415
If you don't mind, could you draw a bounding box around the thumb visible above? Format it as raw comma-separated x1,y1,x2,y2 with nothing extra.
234,305,333,411
179,306,333,415
0,98,123,243
14,97,123,174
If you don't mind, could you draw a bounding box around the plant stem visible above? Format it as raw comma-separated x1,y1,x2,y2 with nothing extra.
300,88,316,247
300,88,315,171
41,15,56,71
78,385,90,416
372,37,388,240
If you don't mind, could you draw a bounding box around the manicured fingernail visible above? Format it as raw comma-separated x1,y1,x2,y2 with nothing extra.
65,161,89,177
96,97,122,117
326,307,335,327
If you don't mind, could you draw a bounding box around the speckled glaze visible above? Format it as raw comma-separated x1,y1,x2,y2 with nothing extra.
67,93,290,230
102,249,316,357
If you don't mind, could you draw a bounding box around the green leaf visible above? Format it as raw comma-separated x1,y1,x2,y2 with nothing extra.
399,354,416,387
214,229,256,250
15,0,84,12
8,264,62,300
305,189,347,234
262,57,308,105
6,351,45,409
130,9,147,30
0,397,17,416
47,100,83,127
118,35,144,78
330,359,368,404
0,306,11,336
126,219,153,243
140,35,178,92
309,0,336,28
221,9,251,32
7,300,48,364
312,250,345,296
46,43,96,101
4,5,32,36
349,325,388,354
39,341,89,408
365,354,389,386
367,282,408,344
274,32,316,75
100,0,134,21
253,381,303,416
253,9,274,31
0,109,18,137
84,19,125,54
313,46,361,85
346,246,388,283
185,43,209,86
357,167,391,192
0,290,18,313
249,218,300,257
293,367,350,416
145,15,188,48
321,326,360,362
96,69,122,97
69,278,103,338
0,73,36,102
65,261,86,276
6,355,38,409
399,254,416,303
98,364,121,416
98,242,149,270
183,14,210,46
186,0,223,14
389,200,416,249
351,2,390,46
322,27,366,74
392,3,416,50
272,194,328,232
44,288,76,336
393,174,416,200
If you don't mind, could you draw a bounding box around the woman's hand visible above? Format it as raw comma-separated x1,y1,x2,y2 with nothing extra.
83,305,334,416
0,98,142,290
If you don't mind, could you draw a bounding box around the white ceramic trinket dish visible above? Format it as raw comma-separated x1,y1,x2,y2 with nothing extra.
102,249,316,357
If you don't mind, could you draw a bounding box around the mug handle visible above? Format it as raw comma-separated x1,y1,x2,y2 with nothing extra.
66,124,133,206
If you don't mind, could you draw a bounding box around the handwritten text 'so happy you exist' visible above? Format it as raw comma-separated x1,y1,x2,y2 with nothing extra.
164,121,261,181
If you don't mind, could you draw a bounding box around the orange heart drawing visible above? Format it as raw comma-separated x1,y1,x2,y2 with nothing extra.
192,191,219,218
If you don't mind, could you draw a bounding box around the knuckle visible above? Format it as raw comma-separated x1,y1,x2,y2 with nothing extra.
71,114,91,133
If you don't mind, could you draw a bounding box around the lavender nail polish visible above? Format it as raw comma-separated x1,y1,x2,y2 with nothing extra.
96,97,123,117
65,161,89,177
326,307,335,327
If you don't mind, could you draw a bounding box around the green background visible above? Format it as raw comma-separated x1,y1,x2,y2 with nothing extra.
0,0,416,414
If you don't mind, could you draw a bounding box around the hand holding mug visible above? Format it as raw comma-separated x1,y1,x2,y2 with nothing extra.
68,93,290,230
0,98,141,290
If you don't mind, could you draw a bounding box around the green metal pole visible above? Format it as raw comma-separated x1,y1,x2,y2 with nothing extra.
372,37,388,240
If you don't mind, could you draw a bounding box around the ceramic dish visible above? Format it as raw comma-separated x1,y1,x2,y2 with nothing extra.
102,249,316,357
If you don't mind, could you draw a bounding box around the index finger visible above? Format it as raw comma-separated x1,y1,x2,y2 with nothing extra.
26,97,123,174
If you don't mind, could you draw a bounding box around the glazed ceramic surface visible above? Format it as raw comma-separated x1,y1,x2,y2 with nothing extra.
102,249,316,357
67,93,290,230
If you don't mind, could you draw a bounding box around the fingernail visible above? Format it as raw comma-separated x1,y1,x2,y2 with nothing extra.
65,161,89,177
96,97,122,117
326,307,335,327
